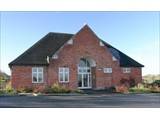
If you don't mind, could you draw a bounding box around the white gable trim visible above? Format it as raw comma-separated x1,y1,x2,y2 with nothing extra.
112,56,117,61
99,41,104,46
67,39,73,45
52,53,58,59
51,37,75,59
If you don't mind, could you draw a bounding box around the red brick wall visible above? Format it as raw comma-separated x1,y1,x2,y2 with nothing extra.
47,25,142,89
11,25,142,90
11,66,48,91
112,67,142,86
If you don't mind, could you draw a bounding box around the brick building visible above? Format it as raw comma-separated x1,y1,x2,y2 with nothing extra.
9,25,144,91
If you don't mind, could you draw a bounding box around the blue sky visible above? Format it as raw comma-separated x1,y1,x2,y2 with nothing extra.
0,12,159,75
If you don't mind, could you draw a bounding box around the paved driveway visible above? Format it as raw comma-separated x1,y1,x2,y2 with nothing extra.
0,93,160,108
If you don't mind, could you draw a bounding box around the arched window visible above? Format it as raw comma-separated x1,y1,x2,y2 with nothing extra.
78,58,90,67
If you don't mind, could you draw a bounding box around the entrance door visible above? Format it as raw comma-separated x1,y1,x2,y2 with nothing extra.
78,58,92,89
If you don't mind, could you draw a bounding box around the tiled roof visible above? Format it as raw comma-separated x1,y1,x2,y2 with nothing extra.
9,32,144,67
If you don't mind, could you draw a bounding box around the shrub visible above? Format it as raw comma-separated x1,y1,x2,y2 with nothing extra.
0,90,5,95
120,78,136,88
0,79,6,90
116,85,129,93
17,87,33,93
150,86,160,93
129,82,160,93
5,82,16,95
51,83,71,93
0,81,16,95
17,87,26,93
44,83,71,93
24,87,33,93
129,78,136,87
152,80,160,87
129,84,151,93
43,86,53,93
129,87,151,93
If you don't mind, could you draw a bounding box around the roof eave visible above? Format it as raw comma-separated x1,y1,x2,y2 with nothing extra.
9,63,49,68
120,64,144,67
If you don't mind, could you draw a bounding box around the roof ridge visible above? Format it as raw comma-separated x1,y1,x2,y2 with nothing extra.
49,32,74,35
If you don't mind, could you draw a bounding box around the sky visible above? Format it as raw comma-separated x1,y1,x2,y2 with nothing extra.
0,12,159,75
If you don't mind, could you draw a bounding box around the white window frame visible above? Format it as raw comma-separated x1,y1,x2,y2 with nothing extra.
32,67,44,83
59,67,69,83
78,66,92,89
122,67,131,73
103,67,112,73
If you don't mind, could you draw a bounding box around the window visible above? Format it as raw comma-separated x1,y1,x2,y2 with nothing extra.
59,67,69,83
78,58,90,67
32,67,43,83
122,68,131,73
103,68,112,73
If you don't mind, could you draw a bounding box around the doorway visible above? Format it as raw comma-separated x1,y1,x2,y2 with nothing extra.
78,58,92,89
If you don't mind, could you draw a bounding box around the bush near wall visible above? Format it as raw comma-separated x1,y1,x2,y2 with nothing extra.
115,85,129,93
16,83,72,93
0,81,17,95
44,83,71,93
116,78,136,93
115,78,160,93
129,84,151,93
120,78,136,87
17,87,33,93
129,81,160,93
